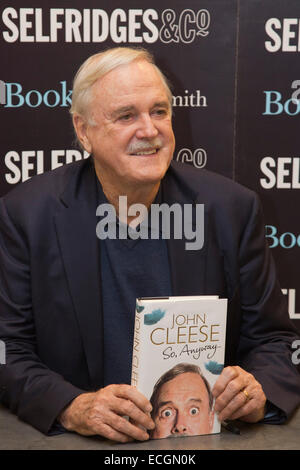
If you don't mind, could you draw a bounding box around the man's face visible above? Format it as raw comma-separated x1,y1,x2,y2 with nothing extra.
75,59,175,193
151,372,214,439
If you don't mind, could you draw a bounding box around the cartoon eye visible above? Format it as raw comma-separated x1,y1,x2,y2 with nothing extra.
189,407,199,416
161,408,173,419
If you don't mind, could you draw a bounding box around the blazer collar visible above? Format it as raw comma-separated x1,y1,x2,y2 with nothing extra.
162,162,208,296
54,158,104,388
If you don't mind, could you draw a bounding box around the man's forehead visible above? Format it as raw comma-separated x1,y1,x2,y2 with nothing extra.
160,373,207,394
91,60,168,99
110,100,170,116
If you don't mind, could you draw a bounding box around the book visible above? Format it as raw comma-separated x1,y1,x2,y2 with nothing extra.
131,295,227,440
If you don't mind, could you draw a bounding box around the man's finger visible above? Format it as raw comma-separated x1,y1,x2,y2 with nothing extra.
212,366,239,398
99,409,151,441
114,384,153,413
112,396,155,431
102,384,154,429
93,385,154,440
93,420,135,443
214,374,252,413
216,387,253,421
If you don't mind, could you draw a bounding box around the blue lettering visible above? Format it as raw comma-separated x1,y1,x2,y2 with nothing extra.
60,81,72,107
266,225,300,248
25,90,42,108
4,82,24,107
3,81,72,108
263,90,300,116
265,225,279,248
263,91,283,115
44,90,60,107
280,232,296,249
284,98,300,116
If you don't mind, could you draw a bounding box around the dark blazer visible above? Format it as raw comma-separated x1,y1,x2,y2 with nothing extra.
0,158,299,434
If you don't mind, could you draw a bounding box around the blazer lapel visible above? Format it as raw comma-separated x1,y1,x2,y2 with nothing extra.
163,163,228,298
162,166,208,296
54,160,104,388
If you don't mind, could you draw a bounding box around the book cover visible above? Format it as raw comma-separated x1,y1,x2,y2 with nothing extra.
131,296,227,440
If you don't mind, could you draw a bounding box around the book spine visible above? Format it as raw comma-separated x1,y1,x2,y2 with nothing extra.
131,304,143,388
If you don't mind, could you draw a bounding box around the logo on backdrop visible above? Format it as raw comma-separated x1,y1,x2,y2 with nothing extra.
4,148,207,182
0,81,208,110
0,81,72,108
159,9,210,44
266,225,300,250
265,18,300,52
176,148,207,169
172,90,207,108
4,149,89,183
260,156,300,189
1,7,210,44
263,80,300,116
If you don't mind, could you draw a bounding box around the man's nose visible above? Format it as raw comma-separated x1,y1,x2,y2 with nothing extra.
171,413,188,435
135,114,159,139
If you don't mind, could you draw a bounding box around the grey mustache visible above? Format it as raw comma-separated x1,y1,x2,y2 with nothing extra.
127,138,163,154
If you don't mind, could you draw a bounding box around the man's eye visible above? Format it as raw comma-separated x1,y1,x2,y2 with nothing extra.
153,108,167,116
161,408,173,419
189,407,199,416
119,114,132,121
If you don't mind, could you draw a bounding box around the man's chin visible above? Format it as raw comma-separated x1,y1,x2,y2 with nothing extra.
137,162,171,183
118,156,172,190
126,172,165,189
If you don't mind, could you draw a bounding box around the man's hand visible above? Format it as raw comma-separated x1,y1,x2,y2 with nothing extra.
58,384,155,443
212,366,266,423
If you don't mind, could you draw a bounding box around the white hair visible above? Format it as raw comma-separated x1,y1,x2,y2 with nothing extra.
70,47,172,125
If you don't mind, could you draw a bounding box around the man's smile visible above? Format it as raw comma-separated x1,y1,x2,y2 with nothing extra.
129,148,159,156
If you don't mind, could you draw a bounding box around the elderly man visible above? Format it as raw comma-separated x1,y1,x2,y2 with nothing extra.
0,47,299,443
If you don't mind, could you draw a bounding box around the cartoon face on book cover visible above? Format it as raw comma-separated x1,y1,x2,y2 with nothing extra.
131,298,227,439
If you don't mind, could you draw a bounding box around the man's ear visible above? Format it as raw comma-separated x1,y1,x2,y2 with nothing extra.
72,114,92,153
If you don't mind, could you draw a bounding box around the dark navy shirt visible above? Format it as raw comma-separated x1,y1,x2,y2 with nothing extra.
97,182,172,386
